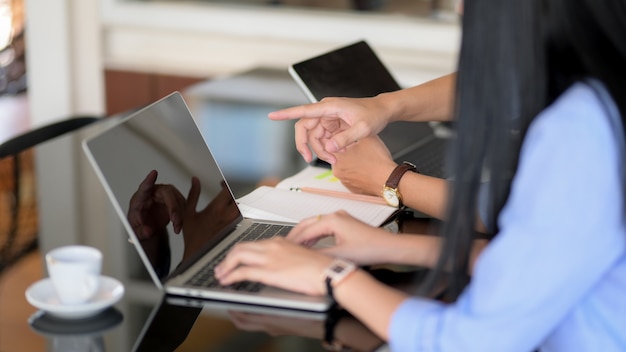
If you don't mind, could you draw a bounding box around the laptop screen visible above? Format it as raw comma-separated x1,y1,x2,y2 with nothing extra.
83,92,243,285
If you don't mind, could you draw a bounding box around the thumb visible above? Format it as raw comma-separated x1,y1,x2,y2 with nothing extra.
326,128,364,153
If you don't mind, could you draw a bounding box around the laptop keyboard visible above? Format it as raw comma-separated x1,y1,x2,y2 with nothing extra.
185,223,292,292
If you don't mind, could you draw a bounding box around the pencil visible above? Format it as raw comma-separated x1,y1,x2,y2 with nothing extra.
290,187,389,206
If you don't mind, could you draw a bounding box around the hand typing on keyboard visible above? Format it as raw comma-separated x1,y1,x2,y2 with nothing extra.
215,235,334,297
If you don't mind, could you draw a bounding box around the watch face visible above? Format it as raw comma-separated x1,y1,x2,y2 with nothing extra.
325,259,357,285
382,188,400,207
330,263,345,274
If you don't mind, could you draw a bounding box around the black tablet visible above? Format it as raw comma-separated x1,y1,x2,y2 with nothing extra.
289,40,402,102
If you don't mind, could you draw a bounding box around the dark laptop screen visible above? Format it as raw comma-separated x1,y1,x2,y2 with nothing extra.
84,93,242,283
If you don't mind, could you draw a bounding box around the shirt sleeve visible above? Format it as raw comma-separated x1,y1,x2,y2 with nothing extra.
389,83,626,351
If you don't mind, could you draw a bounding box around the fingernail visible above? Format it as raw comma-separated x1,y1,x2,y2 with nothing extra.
327,140,339,153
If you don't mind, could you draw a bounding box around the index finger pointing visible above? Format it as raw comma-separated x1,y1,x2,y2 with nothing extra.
268,102,334,121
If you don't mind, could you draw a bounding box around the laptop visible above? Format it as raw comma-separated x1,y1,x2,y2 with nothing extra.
289,40,451,177
82,92,330,311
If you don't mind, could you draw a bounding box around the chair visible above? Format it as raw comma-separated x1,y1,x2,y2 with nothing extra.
0,116,101,275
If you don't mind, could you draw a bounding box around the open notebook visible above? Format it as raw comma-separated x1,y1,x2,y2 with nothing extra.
238,165,398,226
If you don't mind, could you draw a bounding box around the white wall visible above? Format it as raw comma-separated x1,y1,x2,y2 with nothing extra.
25,0,108,258
99,0,460,84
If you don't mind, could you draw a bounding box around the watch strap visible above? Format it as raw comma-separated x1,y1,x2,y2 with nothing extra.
325,277,336,307
322,308,347,351
385,162,417,189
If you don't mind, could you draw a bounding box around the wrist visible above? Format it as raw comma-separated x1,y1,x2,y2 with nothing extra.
370,163,397,196
382,162,418,208
375,91,400,124
323,259,358,306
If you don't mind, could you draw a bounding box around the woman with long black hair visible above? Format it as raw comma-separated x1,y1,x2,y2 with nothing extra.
215,0,626,350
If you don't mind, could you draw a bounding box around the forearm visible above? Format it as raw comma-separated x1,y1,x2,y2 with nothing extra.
399,172,449,220
367,233,440,267
333,269,409,341
377,73,456,123
369,231,488,271
397,172,489,233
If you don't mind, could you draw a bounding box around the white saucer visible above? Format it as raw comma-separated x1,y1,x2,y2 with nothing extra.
25,276,125,319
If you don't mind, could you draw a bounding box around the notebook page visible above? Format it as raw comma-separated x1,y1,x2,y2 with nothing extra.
237,186,396,227
275,166,350,193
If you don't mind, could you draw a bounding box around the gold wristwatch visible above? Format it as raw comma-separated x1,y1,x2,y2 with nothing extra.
382,162,417,208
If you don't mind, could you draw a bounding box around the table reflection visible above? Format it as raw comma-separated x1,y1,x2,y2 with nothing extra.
134,296,384,352
29,308,124,352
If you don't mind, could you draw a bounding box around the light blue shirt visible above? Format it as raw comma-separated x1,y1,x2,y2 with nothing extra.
389,81,626,352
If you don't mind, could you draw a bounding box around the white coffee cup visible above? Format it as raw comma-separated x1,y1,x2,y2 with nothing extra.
45,245,102,305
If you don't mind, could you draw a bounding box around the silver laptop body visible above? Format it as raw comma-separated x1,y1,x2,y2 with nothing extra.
83,92,330,311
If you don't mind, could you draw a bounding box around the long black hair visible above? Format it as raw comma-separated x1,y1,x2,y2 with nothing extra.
425,0,626,300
